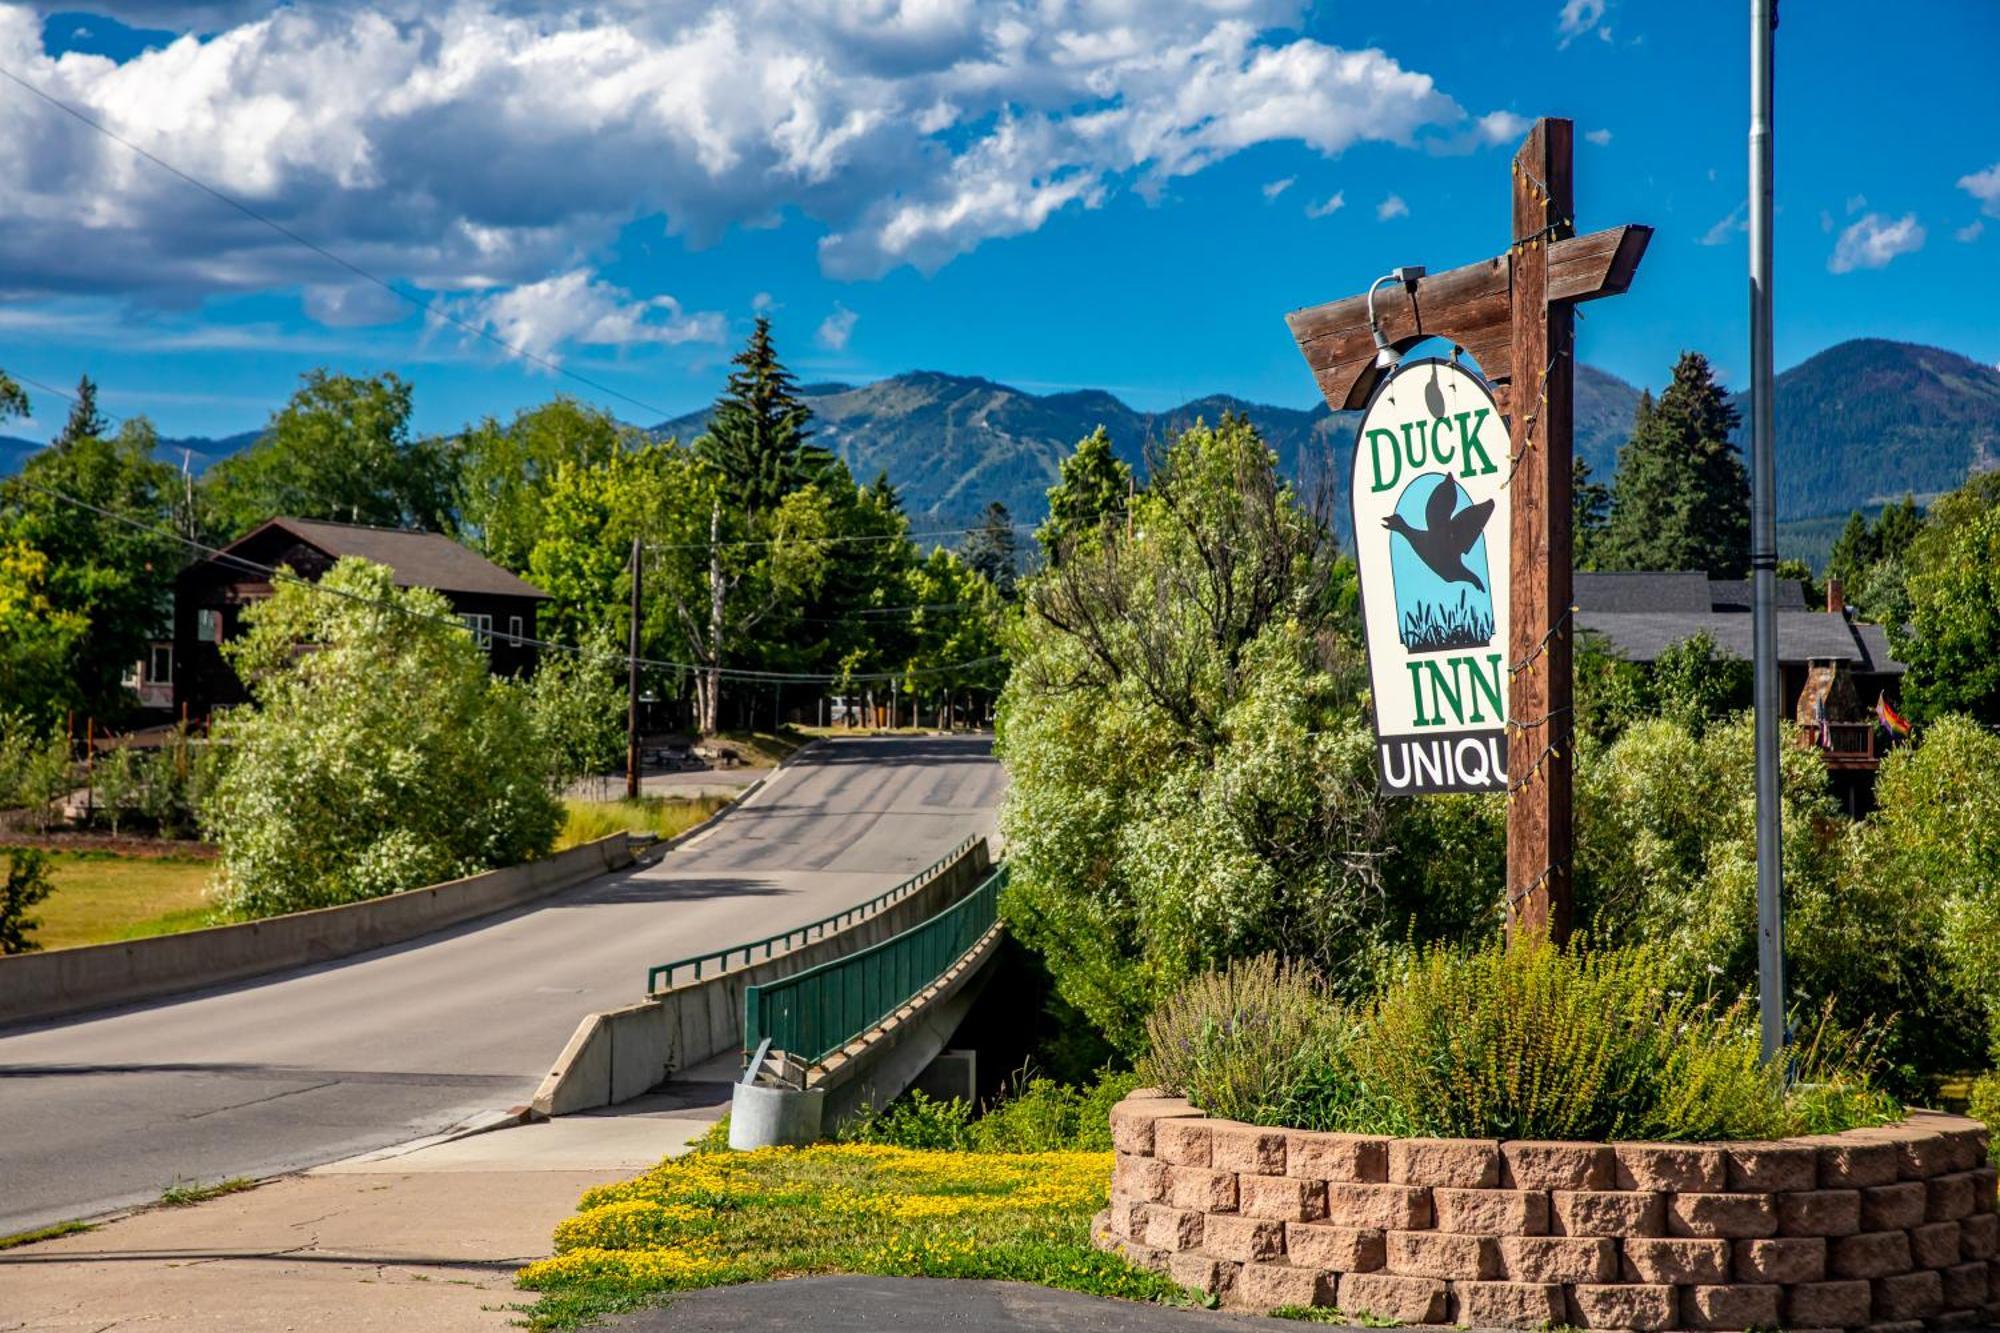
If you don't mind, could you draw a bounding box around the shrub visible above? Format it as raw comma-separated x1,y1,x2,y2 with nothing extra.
969,1069,1143,1153
841,1090,974,1151
1969,1073,2000,1168
1149,942,1900,1142
138,725,221,840
204,558,561,917
1141,954,1342,1125
842,1069,1145,1154
1,846,55,954
93,745,139,835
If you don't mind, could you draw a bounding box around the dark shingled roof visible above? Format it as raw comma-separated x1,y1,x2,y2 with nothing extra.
1576,611,1902,673
1572,571,1808,613
245,517,548,599
1574,569,1899,672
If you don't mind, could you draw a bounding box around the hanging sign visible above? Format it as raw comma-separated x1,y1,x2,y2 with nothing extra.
1351,357,1510,794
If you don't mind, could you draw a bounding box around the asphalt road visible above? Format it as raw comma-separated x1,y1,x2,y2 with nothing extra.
0,736,1004,1237
604,1277,1277,1331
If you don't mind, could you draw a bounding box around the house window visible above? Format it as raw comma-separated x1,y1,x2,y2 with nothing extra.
197,608,224,642
508,614,524,645
461,613,493,647
150,643,173,682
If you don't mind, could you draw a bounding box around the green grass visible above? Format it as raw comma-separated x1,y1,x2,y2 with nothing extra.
1270,1306,1401,1326
0,1219,95,1250
158,1176,258,1207
514,1143,1190,1332
706,728,806,767
557,795,734,850
29,851,220,951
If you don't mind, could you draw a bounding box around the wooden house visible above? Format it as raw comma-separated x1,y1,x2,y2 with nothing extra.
174,517,548,719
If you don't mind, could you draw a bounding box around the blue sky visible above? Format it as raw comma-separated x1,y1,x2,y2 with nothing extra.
0,1,1994,442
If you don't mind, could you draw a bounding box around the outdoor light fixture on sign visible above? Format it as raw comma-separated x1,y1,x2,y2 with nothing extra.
1351,357,1510,794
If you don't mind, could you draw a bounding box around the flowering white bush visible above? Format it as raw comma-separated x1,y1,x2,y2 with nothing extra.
203,558,561,917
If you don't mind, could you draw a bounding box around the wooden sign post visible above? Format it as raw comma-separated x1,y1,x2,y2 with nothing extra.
1284,117,1649,942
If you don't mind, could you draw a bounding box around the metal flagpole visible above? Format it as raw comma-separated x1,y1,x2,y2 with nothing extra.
1750,0,1787,1061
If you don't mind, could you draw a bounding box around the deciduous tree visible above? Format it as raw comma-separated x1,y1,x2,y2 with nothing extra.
205,558,561,916
0,415,178,718
200,371,452,539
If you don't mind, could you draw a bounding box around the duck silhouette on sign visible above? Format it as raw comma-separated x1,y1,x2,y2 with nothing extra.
1383,472,1496,653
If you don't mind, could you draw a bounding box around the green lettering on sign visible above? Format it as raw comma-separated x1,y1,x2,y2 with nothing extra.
1454,409,1496,477
1406,662,1441,726
1367,429,1402,493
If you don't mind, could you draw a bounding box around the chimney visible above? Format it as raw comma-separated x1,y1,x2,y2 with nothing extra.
1826,577,1845,615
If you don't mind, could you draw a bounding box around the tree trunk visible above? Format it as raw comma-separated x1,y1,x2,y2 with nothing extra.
702,498,725,736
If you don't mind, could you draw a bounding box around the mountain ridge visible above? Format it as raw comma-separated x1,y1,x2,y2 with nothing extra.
6,339,1994,548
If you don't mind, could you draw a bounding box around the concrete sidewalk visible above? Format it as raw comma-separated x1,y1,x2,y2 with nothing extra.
0,1087,728,1332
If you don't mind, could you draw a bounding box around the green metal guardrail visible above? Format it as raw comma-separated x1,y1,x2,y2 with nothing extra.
644,833,982,994
743,865,1005,1070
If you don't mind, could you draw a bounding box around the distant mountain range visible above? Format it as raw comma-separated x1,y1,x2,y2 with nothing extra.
6,339,1995,555
0,430,259,479
654,362,1646,539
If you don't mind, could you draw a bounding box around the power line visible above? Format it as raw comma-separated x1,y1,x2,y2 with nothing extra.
0,62,682,426
643,519,1035,554
13,477,1006,686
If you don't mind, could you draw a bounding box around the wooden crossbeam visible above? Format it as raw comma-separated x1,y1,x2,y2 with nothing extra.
1285,223,1651,412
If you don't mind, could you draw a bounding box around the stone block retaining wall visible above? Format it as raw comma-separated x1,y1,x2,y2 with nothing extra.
1094,1092,1997,1330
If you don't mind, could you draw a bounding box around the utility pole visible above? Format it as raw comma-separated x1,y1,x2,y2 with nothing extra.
626,536,642,801
1749,0,1787,1061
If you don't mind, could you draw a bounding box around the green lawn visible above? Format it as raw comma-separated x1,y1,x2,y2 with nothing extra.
30,851,220,951
557,795,734,850
514,1140,1187,1331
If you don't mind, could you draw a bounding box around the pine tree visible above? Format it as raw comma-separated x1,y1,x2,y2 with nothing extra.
56,374,107,446
1825,509,1878,595
1037,427,1133,559
1599,352,1749,577
1572,456,1612,570
961,500,1019,597
696,318,830,512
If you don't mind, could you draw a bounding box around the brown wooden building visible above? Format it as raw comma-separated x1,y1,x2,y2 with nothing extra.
1574,571,1906,809
174,517,548,720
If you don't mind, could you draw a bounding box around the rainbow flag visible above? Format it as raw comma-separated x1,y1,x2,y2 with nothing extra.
1877,693,1913,739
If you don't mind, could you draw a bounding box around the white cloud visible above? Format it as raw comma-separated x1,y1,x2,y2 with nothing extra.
1845,193,1869,215
1376,193,1408,221
1828,212,1925,273
815,303,857,351
1699,202,1746,246
1584,127,1612,146
1959,163,2000,218
1557,0,1609,47
1477,110,1531,144
751,291,775,312
1262,176,1295,201
1957,219,1985,244
1305,190,1344,218
0,1,1487,304
451,269,725,365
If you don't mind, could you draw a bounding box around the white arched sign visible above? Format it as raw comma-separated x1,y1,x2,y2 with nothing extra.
1350,357,1511,794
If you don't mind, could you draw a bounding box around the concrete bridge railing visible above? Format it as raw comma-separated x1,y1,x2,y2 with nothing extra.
532,835,993,1116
